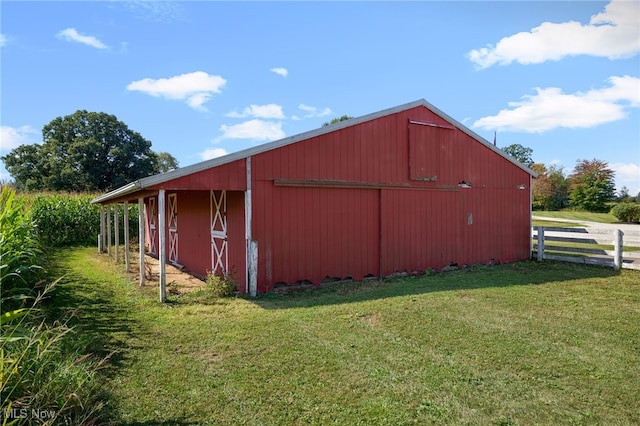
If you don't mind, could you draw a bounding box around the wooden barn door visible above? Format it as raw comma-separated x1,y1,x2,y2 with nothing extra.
168,193,178,264
149,197,157,255
210,190,228,276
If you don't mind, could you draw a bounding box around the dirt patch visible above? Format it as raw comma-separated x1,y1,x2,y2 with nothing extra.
123,251,206,295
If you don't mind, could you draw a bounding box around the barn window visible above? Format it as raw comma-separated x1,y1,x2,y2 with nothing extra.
408,121,454,182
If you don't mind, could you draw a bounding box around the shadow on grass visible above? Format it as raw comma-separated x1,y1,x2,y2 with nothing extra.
250,260,621,310
43,268,141,375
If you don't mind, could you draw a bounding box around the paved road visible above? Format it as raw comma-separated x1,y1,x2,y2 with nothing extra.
532,216,640,270
532,216,640,235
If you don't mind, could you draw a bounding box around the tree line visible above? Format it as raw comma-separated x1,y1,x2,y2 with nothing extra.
2,110,178,192
502,144,637,213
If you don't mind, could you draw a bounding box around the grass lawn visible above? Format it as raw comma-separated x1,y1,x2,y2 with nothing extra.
50,248,640,425
533,211,620,224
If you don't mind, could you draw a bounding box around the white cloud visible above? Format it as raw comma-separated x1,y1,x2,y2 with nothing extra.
126,71,226,111
199,147,229,160
219,120,285,141
57,28,108,49
0,125,39,151
473,75,640,133
468,0,640,69
298,104,332,118
0,34,7,47
226,104,285,119
270,67,288,77
611,162,640,194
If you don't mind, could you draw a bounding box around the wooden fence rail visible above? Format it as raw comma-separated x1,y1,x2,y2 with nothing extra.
532,226,640,271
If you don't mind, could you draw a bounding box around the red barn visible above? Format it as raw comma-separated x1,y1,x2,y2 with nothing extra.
93,99,536,298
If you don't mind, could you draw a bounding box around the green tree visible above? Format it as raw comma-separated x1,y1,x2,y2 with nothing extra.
323,115,354,127
501,144,534,167
532,163,569,211
2,110,163,191
155,151,179,173
568,159,616,212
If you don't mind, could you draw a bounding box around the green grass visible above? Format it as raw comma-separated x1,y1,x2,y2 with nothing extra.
50,248,640,425
533,210,620,224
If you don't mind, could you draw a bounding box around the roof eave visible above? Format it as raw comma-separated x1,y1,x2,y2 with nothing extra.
91,181,141,204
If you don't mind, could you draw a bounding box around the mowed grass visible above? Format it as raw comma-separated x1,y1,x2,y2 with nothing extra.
533,211,620,224
51,248,640,425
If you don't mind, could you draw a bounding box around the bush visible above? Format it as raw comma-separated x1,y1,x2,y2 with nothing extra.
610,203,640,223
205,271,238,297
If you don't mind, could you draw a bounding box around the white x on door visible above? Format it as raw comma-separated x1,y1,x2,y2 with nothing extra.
211,190,228,276
149,197,157,255
168,193,178,264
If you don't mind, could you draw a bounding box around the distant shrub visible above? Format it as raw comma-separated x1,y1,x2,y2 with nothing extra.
610,203,640,223
205,271,238,298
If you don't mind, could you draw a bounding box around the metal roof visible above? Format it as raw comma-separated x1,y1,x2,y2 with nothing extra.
92,99,538,204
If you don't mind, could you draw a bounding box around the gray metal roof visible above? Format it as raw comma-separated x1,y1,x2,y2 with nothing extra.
92,99,537,204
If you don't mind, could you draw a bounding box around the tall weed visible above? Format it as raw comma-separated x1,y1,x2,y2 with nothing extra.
1,282,107,425
0,187,107,424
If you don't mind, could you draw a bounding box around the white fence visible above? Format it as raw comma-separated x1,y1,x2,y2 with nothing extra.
532,226,640,271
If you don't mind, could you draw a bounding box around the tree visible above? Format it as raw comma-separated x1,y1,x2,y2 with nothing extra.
501,144,534,167
155,152,179,173
2,110,165,192
532,163,569,211
322,115,354,127
616,186,633,202
568,159,616,212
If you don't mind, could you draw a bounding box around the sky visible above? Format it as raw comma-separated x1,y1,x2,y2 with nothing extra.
1,0,639,195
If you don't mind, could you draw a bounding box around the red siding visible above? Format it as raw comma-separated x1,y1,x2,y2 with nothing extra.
149,159,246,191
250,105,532,292
253,185,379,291
143,190,247,292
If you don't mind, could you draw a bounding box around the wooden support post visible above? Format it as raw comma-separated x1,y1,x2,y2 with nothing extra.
114,203,120,263
124,201,130,272
107,205,112,257
245,156,254,295
613,229,623,271
99,205,105,253
537,226,544,261
249,240,258,297
138,197,145,287
158,189,166,302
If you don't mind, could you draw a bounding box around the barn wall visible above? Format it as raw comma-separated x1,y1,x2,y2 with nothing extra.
149,159,247,191
166,191,210,278
253,184,379,292
251,105,532,292
142,190,247,291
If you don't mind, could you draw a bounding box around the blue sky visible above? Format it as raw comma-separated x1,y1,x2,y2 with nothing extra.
1,1,639,195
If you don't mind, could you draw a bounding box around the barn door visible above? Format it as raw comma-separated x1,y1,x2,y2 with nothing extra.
168,193,178,264
211,190,228,276
149,197,157,255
